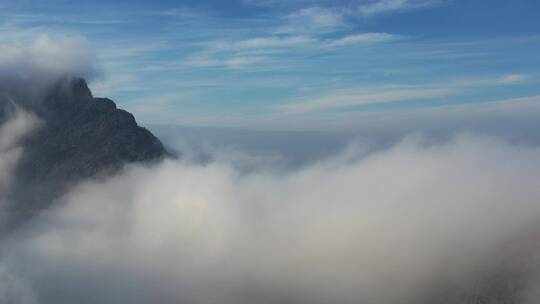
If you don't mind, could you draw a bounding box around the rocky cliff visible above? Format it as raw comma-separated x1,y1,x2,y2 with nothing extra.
1,76,168,220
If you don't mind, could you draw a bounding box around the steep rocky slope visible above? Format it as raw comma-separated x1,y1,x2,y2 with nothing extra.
1,76,167,219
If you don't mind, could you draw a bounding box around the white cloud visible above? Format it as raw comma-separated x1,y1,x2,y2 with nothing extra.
244,0,448,18
243,0,337,8
3,134,540,303
327,32,402,47
448,74,530,87
0,34,101,82
89,73,140,96
499,74,528,84
278,73,533,114
278,86,452,113
275,7,347,34
158,7,207,19
0,109,38,196
358,0,447,16
186,32,401,71
235,35,316,49
185,52,266,69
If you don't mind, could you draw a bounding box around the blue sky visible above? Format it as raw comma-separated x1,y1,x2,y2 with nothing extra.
1,0,539,130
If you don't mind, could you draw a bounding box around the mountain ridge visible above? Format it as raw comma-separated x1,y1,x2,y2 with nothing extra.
1,76,168,220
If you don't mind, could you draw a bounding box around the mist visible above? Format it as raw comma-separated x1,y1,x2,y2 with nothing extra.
0,35,101,106
0,34,100,83
0,110,38,192
2,131,540,303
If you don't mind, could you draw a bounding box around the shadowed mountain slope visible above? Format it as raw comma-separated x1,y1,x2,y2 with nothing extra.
1,77,167,218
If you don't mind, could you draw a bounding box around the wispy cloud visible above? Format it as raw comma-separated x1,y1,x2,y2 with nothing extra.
185,52,267,69
243,0,336,8
275,7,347,34
158,7,207,19
220,33,398,51
327,33,402,47
186,32,401,69
278,86,452,113
234,35,316,49
357,0,448,16
452,74,530,87
244,0,449,18
98,44,166,60
278,73,532,113
90,73,141,96
499,74,528,84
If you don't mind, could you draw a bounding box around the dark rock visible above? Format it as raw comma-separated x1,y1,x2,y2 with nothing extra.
3,76,168,219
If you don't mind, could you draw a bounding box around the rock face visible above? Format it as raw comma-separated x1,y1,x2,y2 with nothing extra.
2,77,167,217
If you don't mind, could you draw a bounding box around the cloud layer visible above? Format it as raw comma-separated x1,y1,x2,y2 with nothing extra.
2,132,540,303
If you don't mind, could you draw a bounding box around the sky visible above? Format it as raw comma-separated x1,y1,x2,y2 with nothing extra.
1,0,539,130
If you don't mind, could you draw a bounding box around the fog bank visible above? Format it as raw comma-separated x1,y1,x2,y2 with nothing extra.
2,133,540,303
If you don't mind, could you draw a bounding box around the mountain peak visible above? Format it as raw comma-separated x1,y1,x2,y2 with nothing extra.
56,76,94,100
5,76,169,221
